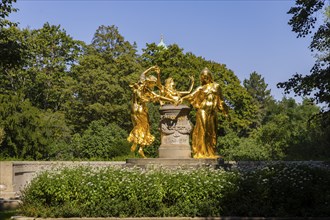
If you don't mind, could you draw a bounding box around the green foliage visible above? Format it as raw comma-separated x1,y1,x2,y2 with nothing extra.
244,72,272,104
67,25,140,133
223,164,330,217
287,0,324,38
277,1,330,157
0,94,71,160
261,97,329,160
278,0,330,114
0,210,17,220
19,166,235,217
219,97,329,160
326,5,330,20
140,103,161,158
243,71,274,128
219,131,271,161
23,23,84,111
71,120,130,160
0,26,28,73
20,165,330,217
0,0,17,28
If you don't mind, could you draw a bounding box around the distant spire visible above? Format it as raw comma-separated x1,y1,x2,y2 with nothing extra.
157,34,168,49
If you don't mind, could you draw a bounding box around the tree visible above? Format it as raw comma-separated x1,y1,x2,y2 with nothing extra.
0,0,17,28
0,94,71,160
24,23,84,111
243,71,274,127
0,27,30,95
220,97,328,160
67,25,141,133
0,3,79,160
71,120,130,160
278,0,330,114
243,72,272,107
1,23,84,111
256,97,327,160
0,1,27,76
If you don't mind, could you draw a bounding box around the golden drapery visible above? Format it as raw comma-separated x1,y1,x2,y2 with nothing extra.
127,87,156,146
127,66,176,158
184,68,228,158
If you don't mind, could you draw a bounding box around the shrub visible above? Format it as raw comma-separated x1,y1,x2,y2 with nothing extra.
218,131,271,161
19,164,330,217
222,163,330,217
19,166,236,217
71,120,130,160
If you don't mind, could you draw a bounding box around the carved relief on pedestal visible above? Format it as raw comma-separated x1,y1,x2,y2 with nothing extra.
160,114,192,145
159,104,192,158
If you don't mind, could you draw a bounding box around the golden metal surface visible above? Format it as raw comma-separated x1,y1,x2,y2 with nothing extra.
158,76,194,105
127,66,175,158
183,67,229,159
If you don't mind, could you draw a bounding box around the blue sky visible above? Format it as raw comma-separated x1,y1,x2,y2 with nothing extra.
9,0,316,101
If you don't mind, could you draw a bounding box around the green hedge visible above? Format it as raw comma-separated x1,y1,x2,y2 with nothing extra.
19,164,330,217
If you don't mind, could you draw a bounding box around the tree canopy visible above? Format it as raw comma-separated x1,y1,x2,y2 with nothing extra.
0,1,329,160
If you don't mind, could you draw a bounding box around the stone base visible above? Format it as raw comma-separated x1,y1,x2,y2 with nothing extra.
0,199,21,211
158,144,191,159
159,104,192,159
126,158,222,169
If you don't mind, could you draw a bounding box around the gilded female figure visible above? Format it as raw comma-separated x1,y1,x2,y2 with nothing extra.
127,66,174,158
182,68,229,158
158,76,194,105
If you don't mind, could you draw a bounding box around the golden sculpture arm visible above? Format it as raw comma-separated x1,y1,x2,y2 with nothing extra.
155,66,163,90
140,65,160,81
158,94,177,104
179,76,195,96
216,86,229,116
181,86,201,102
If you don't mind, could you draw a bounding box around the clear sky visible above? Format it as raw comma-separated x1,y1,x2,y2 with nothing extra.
9,0,316,101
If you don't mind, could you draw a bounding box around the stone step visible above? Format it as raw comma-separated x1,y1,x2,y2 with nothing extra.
125,158,223,169
0,191,17,199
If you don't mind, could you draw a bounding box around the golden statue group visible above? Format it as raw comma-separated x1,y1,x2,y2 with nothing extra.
127,66,229,159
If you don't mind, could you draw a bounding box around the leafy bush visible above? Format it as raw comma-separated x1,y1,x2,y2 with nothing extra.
0,95,72,160
20,166,235,217
0,210,17,220
219,131,271,161
71,120,130,160
222,164,330,217
19,164,330,217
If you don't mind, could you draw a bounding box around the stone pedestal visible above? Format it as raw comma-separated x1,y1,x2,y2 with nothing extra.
158,104,192,158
